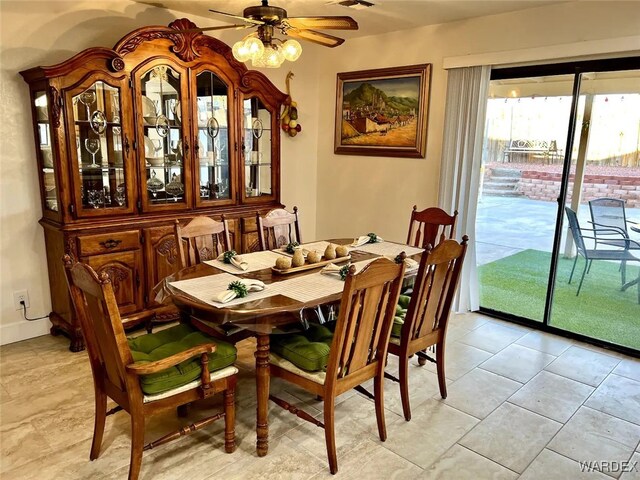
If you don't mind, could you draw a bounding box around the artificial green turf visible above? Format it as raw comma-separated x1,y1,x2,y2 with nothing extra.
479,249,640,350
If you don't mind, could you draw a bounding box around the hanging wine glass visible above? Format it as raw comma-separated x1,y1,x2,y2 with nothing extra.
84,138,101,168
79,90,96,120
146,170,164,198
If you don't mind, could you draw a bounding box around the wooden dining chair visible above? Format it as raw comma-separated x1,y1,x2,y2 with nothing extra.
268,257,406,474
387,237,468,421
406,205,458,249
256,206,301,250
145,215,233,333
175,215,232,268
63,255,237,480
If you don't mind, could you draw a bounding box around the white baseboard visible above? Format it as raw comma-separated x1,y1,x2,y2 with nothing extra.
0,318,51,345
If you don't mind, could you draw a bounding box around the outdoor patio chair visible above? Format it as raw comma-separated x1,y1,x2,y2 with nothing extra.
564,207,640,303
588,198,640,252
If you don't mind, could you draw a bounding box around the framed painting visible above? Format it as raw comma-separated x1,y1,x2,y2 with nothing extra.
334,64,431,158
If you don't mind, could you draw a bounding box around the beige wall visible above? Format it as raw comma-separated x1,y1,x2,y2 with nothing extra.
314,1,640,242
1,0,639,344
0,0,320,342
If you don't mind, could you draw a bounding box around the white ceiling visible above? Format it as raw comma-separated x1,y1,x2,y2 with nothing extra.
134,0,563,38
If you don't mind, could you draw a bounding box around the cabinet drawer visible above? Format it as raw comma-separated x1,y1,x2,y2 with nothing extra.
78,231,140,256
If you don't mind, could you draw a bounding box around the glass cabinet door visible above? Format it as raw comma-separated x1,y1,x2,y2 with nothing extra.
139,65,188,209
34,90,59,217
70,80,133,215
242,96,273,200
194,70,233,206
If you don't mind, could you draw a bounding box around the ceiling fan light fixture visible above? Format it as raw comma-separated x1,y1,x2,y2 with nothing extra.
281,39,302,62
252,43,284,68
244,36,265,60
232,40,252,62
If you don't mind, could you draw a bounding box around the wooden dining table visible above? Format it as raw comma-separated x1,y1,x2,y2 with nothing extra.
154,239,422,457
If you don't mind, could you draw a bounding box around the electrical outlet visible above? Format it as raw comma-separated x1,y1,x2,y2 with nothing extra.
13,290,30,310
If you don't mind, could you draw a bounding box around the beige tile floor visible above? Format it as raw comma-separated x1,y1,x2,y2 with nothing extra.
1,313,639,479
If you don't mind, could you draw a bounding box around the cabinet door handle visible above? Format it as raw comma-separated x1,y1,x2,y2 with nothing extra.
124,135,130,156
99,239,122,249
194,137,199,154
184,140,189,153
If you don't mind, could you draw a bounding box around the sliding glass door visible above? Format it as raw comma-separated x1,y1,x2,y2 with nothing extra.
478,74,574,322
477,58,640,354
552,69,640,351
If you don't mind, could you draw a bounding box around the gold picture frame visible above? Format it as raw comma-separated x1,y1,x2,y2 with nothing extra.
334,64,431,158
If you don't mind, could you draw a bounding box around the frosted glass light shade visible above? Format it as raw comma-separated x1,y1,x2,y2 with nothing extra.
232,40,251,62
281,39,302,62
244,37,265,60
252,45,284,68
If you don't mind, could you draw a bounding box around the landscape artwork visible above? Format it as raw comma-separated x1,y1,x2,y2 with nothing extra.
335,64,431,158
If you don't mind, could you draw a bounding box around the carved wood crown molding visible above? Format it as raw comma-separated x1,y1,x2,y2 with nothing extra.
114,18,245,69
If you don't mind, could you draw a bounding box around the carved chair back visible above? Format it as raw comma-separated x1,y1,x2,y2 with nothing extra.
326,258,405,390
63,255,134,396
402,237,468,347
257,206,301,250
407,206,457,249
175,215,231,268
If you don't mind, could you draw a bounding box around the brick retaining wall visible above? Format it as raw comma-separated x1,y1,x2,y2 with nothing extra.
491,170,640,207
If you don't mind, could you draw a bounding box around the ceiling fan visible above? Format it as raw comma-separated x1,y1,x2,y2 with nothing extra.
199,0,359,67
207,0,358,48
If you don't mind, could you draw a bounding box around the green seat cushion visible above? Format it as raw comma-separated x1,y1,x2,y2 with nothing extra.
271,323,334,372
398,294,411,309
128,323,237,395
392,295,411,338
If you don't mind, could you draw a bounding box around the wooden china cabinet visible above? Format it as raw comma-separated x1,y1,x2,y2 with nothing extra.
20,19,287,351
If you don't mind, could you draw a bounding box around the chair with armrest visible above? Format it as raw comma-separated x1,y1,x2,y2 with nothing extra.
565,207,640,302
268,257,406,474
588,198,640,252
175,215,232,268
387,237,468,421
63,255,237,480
407,205,458,249
257,206,301,250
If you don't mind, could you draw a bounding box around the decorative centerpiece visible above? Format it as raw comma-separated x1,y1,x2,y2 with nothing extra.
271,242,351,275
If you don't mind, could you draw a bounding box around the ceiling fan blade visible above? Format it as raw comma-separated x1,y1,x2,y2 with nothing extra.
285,28,345,48
208,8,264,26
284,16,358,31
179,24,253,34
199,24,253,32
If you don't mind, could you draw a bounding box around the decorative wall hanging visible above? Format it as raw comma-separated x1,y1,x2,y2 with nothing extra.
334,64,431,158
281,72,302,137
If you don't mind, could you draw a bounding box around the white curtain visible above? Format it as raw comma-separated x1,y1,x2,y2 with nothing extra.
438,66,491,312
